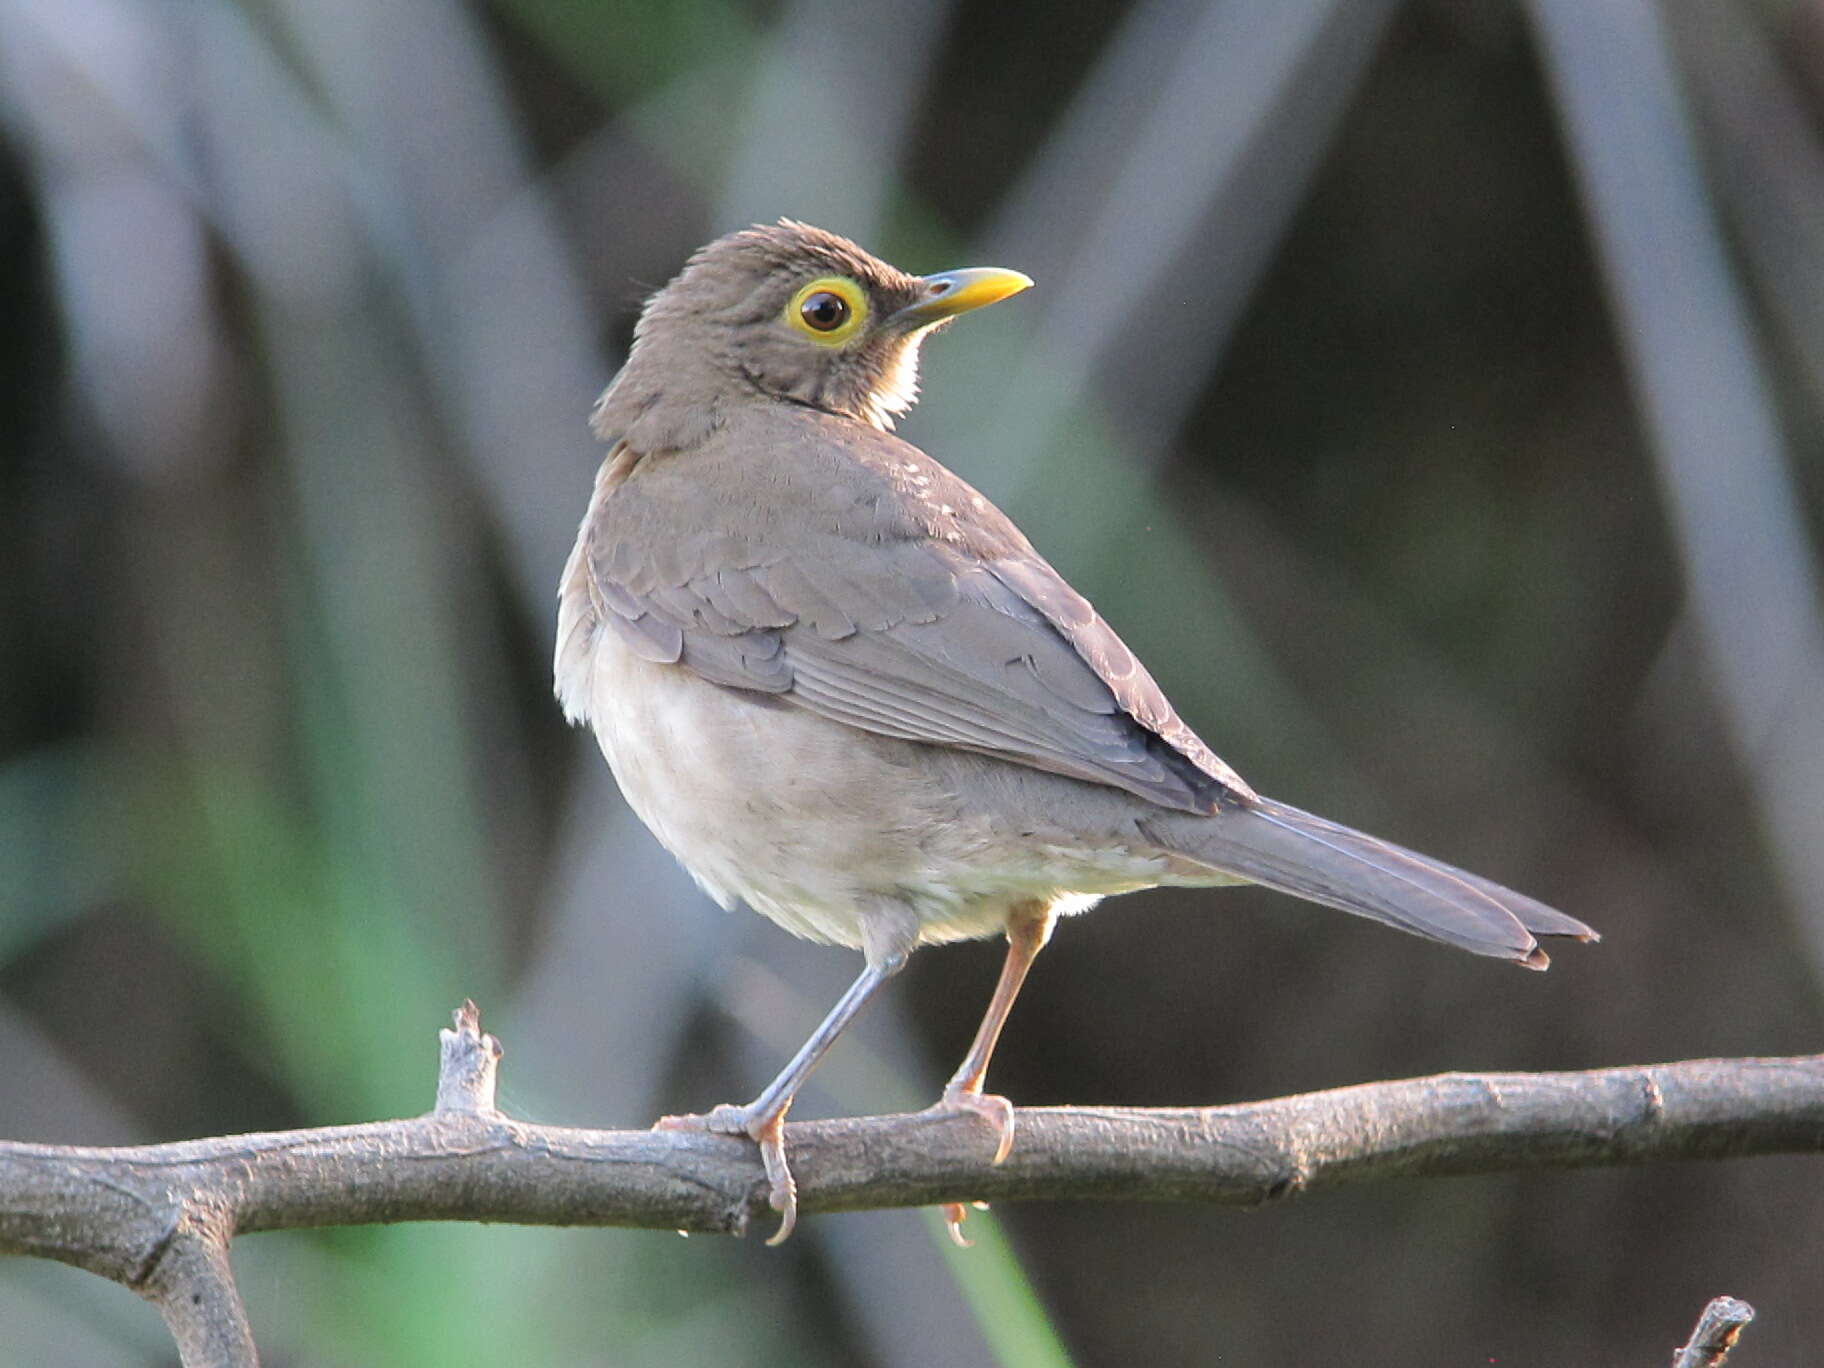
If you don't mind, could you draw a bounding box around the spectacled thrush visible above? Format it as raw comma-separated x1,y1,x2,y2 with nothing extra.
556,220,1596,1242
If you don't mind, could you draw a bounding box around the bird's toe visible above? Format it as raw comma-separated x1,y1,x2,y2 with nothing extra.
931,1085,1017,1165
653,1102,754,1137
654,1104,800,1243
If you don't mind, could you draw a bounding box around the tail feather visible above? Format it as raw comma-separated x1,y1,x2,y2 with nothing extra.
1152,796,1597,967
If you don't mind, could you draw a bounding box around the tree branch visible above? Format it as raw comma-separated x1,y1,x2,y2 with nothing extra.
144,1218,256,1368
1672,1295,1756,1368
1,1003,1817,1366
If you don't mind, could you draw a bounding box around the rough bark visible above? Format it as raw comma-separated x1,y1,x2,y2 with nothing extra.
2,1005,1814,1366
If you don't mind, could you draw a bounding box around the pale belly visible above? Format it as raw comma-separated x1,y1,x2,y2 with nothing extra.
564,627,1178,950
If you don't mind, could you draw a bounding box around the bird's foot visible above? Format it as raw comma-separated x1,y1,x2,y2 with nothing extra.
926,1085,1017,1247
938,1200,993,1248
655,1104,799,1245
930,1084,1017,1163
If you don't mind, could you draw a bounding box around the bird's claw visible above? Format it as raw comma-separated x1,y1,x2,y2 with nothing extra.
928,1085,1013,1246
932,1085,1017,1164
654,1104,798,1244
942,1202,973,1246
750,1110,798,1245
941,1199,993,1246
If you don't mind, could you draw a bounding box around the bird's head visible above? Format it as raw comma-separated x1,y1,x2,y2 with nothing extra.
594,220,1032,451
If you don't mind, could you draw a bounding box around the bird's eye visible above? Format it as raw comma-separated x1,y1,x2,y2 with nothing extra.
799,291,848,332
785,276,868,345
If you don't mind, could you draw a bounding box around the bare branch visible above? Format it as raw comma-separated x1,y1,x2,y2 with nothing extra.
143,1219,256,1368
0,1005,1816,1365
1672,1296,1756,1368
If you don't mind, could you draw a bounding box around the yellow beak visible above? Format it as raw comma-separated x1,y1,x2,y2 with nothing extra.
893,266,1034,325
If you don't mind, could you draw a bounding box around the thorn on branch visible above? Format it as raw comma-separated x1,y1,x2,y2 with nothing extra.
1671,1295,1755,1368
434,1000,503,1116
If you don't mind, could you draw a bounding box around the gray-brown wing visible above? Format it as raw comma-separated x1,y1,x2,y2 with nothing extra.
585,507,1247,815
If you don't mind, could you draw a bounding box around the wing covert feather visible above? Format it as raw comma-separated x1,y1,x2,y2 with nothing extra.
584,432,1250,813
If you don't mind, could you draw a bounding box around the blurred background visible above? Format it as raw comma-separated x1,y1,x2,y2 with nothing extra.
3,0,1822,1362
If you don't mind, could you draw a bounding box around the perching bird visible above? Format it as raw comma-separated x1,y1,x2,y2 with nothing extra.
556,220,1596,1243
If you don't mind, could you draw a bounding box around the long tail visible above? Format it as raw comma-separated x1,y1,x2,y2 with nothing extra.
1148,796,1598,968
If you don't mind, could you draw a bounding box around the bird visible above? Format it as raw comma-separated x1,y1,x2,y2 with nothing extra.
555,220,1596,1244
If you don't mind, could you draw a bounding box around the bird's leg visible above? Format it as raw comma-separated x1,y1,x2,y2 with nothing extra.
937,902,1056,1149
657,947,907,1245
931,901,1055,1242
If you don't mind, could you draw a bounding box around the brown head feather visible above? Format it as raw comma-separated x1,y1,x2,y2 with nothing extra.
593,221,939,452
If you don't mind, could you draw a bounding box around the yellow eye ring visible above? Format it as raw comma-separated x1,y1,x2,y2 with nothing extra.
785,276,869,346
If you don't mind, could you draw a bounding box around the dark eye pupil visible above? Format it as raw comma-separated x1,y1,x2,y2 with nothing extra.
800,291,849,331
